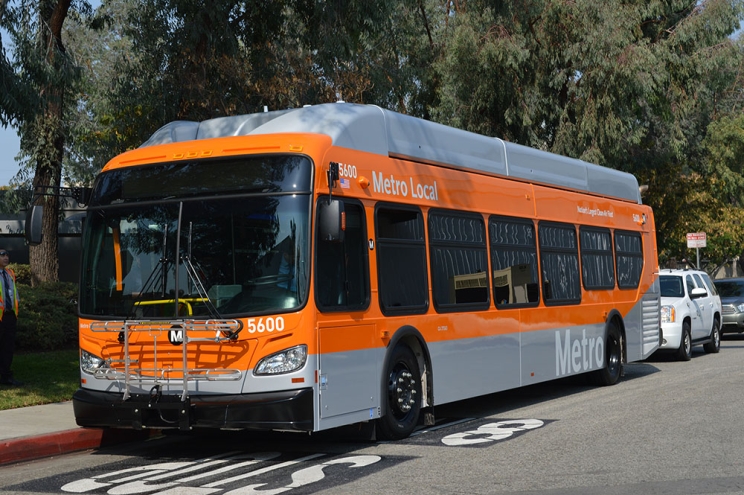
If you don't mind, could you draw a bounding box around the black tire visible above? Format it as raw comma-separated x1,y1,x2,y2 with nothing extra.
592,322,622,386
703,317,721,354
377,345,422,440
676,321,692,361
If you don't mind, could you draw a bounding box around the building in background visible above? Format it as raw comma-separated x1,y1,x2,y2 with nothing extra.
0,198,84,283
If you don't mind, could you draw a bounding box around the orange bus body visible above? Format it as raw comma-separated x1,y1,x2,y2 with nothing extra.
72,104,660,438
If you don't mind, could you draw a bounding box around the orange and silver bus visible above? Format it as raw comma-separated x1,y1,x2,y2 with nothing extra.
70,103,661,439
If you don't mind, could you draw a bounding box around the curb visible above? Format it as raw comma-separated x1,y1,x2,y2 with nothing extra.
0,428,156,466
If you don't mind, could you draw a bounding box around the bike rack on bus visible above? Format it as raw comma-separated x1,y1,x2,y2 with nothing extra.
89,319,243,402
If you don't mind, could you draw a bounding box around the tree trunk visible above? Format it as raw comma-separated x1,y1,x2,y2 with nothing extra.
28,0,72,286
29,166,61,286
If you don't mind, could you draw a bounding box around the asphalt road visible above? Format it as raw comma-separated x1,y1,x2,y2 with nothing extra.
3,335,744,495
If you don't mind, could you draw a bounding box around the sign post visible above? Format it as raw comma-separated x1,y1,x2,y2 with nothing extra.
686,232,707,269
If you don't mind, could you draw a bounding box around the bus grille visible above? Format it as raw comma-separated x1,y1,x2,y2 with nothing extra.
89,319,244,401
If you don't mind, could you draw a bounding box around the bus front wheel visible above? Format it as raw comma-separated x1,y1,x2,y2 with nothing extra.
377,345,422,440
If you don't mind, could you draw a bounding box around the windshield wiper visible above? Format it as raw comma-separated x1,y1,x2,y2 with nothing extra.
181,220,241,339
181,255,222,320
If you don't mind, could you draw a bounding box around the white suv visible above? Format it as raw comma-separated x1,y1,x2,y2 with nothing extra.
658,268,721,360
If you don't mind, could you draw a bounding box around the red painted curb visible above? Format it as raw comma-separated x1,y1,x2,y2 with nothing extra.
0,428,156,465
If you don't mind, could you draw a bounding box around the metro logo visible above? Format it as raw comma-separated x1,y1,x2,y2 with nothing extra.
168,328,184,345
555,329,604,376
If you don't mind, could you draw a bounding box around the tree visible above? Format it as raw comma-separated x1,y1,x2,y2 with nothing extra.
430,0,744,264
83,0,407,154
60,0,135,185
0,0,23,128
95,0,302,153
1,0,88,284
6,0,741,276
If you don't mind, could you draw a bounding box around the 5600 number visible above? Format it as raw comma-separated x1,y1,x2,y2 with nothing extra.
247,316,285,333
338,162,357,178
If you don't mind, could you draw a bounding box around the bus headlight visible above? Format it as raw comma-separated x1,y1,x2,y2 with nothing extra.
81,349,108,375
254,345,307,375
661,305,675,323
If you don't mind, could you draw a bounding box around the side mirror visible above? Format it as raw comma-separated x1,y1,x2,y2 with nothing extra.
318,199,345,243
690,287,707,299
25,205,43,246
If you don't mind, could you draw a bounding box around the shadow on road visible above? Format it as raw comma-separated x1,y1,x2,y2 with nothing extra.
431,359,660,424
721,333,744,349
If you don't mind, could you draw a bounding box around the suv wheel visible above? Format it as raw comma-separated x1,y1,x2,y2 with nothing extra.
703,317,721,354
676,321,692,361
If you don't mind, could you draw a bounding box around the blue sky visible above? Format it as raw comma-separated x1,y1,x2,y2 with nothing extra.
0,128,20,186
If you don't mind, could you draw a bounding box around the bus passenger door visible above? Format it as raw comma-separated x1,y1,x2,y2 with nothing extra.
318,324,379,425
315,197,378,429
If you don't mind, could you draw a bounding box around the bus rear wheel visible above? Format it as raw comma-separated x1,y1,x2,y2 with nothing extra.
592,322,622,386
377,345,422,440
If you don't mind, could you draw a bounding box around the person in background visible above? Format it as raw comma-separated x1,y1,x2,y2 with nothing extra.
0,248,21,386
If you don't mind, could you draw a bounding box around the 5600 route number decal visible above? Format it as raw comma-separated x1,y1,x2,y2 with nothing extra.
247,317,285,334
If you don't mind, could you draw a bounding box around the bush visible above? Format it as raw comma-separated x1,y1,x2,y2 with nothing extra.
8,263,31,285
15,281,78,351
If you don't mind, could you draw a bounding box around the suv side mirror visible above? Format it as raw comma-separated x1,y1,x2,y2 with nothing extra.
690,287,707,299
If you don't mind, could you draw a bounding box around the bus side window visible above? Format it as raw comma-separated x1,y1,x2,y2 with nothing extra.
538,221,581,305
579,227,615,290
429,209,489,312
615,231,643,289
375,204,428,315
315,199,369,311
489,215,540,307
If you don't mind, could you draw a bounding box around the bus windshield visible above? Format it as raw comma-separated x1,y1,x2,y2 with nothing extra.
79,155,312,319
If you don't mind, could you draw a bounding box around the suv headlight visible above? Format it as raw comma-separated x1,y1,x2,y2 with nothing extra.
254,345,307,375
661,305,676,323
80,349,109,375
737,304,744,313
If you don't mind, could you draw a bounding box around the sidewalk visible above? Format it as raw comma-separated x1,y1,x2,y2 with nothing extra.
0,401,152,465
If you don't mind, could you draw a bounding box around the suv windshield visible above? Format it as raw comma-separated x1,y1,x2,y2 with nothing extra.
80,155,312,318
660,275,684,298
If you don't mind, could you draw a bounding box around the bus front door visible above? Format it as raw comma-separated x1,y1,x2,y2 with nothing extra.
317,324,380,429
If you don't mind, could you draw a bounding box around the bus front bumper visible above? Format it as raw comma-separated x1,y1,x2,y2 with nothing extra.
72,387,314,432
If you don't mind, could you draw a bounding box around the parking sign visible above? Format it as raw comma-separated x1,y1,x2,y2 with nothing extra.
686,232,707,248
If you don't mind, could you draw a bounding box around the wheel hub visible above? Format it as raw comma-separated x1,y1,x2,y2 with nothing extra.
389,368,416,415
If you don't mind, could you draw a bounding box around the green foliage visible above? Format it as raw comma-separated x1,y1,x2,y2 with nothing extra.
704,113,744,204
3,0,744,269
103,0,296,149
15,281,78,351
0,349,79,410
431,0,744,265
0,0,91,283
645,166,744,266
0,188,32,214
433,0,743,168
9,263,31,285
0,269,80,408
